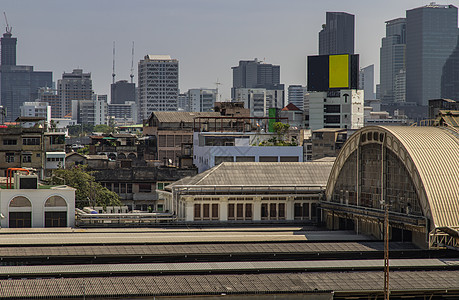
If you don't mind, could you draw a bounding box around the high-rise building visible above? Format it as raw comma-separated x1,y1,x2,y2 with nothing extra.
406,3,458,106
233,88,267,118
318,12,355,55
1,31,16,66
359,65,375,101
38,88,60,119
288,85,306,110
138,55,179,120
379,18,406,104
0,30,52,121
231,58,284,102
187,89,217,112
57,69,93,118
441,38,459,101
110,80,136,104
20,101,51,126
71,94,107,125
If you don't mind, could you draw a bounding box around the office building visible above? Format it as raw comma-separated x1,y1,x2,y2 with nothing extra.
71,94,107,126
379,18,406,104
20,102,51,127
359,65,375,101
38,88,60,119
177,93,188,111
187,88,217,112
406,4,458,106
57,69,93,118
233,88,267,117
318,12,355,55
0,30,52,122
107,101,138,124
110,80,135,104
288,85,306,110
231,59,284,103
441,38,459,101
307,89,364,131
138,55,179,120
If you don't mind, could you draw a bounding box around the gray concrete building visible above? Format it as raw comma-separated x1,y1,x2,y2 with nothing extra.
287,85,306,110
58,69,93,118
359,65,375,101
231,58,284,102
318,12,355,55
0,29,53,122
138,55,179,120
110,80,136,105
406,3,458,106
380,18,406,104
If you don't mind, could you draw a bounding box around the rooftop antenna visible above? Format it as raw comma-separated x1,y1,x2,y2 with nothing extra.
3,12,12,34
130,41,135,83
112,41,116,84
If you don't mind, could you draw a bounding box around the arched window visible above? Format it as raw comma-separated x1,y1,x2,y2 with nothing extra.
45,196,67,207
9,196,31,207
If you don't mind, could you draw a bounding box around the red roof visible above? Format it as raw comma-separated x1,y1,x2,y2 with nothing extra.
282,103,301,111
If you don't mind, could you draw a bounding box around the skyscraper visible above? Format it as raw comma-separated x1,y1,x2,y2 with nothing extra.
231,58,284,105
57,69,93,118
441,38,459,101
319,12,355,55
110,80,135,104
187,89,217,112
379,18,406,103
359,65,375,101
0,29,52,121
138,55,178,120
406,3,458,106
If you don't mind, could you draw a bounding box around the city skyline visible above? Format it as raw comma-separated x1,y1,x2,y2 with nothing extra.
2,0,442,101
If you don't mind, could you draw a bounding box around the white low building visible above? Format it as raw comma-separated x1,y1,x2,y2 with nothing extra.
159,162,333,223
193,131,303,173
0,175,75,228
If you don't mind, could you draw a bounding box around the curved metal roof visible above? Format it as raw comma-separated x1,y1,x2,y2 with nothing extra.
380,126,459,228
327,126,459,228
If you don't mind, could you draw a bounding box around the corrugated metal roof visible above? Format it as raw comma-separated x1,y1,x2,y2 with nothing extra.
0,258,457,277
0,270,459,298
152,111,221,123
0,242,416,258
170,162,333,188
380,126,459,228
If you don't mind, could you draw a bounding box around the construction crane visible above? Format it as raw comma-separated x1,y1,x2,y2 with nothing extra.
130,41,135,83
3,12,12,34
112,41,116,84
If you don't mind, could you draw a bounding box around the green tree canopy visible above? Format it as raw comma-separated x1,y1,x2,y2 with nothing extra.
51,166,121,209
94,124,115,134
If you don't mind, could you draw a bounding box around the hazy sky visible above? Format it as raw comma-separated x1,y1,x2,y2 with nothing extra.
3,0,432,101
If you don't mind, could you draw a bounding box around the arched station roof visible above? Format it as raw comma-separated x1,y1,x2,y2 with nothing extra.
326,126,459,228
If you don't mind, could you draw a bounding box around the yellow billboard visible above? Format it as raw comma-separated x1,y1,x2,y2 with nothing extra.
329,54,349,89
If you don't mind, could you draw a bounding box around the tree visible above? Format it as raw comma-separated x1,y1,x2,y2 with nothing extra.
67,124,94,137
94,124,115,134
51,166,121,209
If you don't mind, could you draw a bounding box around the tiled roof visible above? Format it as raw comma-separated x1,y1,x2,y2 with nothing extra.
150,111,221,123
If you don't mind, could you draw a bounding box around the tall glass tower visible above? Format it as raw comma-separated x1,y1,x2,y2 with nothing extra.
319,12,355,55
406,3,458,106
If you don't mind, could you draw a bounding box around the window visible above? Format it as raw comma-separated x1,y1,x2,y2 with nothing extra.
212,204,219,220
5,153,14,163
278,203,285,219
120,183,126,194
237,203,244,220
203,204,210,219
245,204,252,219
3,139,17,145
22,154,32,163
228,204,235,219
139,183,152,193
127,184,132,193
194,204,201,220
22,138,40,146
261,203,269,219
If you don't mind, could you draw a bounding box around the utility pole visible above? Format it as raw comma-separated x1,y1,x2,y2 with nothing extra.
383,201,390,300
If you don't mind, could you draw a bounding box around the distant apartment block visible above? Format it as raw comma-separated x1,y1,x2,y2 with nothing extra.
58,69,93,118
138,55,179,120
187,88,217,112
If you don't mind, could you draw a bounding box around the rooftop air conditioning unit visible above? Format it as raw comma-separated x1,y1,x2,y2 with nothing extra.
14,174,38,189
